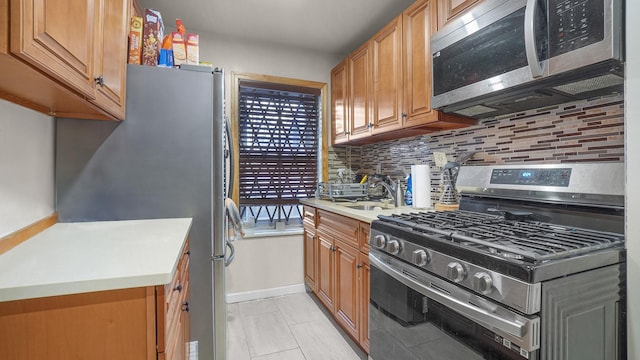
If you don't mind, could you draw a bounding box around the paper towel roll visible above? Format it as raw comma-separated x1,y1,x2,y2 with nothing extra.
411,164,432,209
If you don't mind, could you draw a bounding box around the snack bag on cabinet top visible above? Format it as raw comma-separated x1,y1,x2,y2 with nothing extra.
186,34,199,65
142,9,164,66
127,16,143,64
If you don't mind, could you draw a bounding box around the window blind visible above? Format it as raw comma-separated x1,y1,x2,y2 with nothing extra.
238,84,319,222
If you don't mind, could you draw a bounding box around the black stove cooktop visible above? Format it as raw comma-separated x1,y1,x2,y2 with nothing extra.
371,209,626,282
377,210,624,263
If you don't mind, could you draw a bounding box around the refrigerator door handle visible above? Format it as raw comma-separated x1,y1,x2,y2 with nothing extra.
225,116,235,198
225,241,235,266
225,198,244,239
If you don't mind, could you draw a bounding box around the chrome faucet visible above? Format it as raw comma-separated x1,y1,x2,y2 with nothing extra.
370,176,403,207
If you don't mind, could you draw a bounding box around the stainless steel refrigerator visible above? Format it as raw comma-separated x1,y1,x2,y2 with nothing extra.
55,64,241,359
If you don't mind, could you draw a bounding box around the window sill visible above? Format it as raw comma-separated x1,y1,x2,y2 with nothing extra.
242,227,304,239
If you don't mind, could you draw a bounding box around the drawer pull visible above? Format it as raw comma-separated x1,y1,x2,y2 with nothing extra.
173,284,183,292
182,301,190,312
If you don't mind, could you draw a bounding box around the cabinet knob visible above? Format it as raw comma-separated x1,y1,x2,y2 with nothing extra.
184,250,190,256
173,284,183,292
402,112,407,118
182,301,190,312
344,131,350,135
94,76,105,87
356,264,363,269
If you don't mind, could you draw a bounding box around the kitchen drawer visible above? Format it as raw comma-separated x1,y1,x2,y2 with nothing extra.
303,206,317,228
317,209,359,248
358,222,370,254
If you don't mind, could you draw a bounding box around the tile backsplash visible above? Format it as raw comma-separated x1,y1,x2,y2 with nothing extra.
328,95,624,198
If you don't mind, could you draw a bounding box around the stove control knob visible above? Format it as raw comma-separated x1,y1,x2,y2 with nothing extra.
387,240,401,255
473,272,494,295
446,262,467,283
372,234,387,249
412,249,430,267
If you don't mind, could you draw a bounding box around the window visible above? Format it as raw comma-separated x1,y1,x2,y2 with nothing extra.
232,74,327,229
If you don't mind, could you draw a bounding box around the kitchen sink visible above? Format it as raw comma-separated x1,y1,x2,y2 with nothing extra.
339,201,396,210
346,205,387,210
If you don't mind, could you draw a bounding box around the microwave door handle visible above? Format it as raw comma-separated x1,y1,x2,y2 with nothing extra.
524,0,544,78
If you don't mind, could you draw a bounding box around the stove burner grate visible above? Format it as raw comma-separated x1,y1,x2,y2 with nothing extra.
377,210,624,264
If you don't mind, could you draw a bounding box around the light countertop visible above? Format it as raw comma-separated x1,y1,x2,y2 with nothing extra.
300,198,431,223
0,218,192,302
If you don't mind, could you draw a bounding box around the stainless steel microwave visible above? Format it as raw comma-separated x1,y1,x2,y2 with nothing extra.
431,0,624,118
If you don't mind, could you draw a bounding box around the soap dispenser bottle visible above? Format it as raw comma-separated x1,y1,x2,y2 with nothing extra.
404,174,413,206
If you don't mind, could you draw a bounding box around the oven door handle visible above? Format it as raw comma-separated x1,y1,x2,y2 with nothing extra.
370,254,527,338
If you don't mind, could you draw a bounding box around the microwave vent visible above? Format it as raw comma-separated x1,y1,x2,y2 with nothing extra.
553,74,624,95
455,104,498,117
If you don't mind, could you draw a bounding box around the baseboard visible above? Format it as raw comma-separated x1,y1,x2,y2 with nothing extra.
226,283,307,303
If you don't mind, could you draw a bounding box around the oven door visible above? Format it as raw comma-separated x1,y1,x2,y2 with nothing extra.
369,251,540,360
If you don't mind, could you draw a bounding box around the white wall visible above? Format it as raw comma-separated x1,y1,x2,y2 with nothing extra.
625,1,639,357
225,234,304,302
195,34,340,297
0,100,55,238
198,32,343,114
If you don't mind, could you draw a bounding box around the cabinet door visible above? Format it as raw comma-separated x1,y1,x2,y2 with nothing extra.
179,247,190,360
317,234,335,311
303,226,317,292
10,0,98,99
334,239,359,340
403,0,438,127
93,0,128,119
437,0,482,29
348,42,372,141
0,288,153,360
358,253,370,353
331,60,350,145
371,16,403,134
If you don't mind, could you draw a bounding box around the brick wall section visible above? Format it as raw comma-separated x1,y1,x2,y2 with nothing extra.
328,95,624,198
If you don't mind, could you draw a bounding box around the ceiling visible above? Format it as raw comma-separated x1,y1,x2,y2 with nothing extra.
138,0,415,56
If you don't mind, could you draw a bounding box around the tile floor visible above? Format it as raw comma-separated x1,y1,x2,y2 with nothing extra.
227,292,367,360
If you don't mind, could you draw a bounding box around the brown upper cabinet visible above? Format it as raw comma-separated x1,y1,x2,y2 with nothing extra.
437,0,482,29
0,0,130,120
330,0,476,146
331,59,349,144
347,41,373,143
371,16,403,135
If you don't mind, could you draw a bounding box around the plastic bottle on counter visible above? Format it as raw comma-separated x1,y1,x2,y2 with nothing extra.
404,174,413,206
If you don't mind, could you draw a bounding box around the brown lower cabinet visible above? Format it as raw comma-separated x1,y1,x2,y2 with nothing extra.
0,240,190,360
303,206,370,353
334,238,360,340
303,207,318,292
358,253,370,352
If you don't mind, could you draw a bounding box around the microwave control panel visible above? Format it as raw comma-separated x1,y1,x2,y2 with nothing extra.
549,0,605,57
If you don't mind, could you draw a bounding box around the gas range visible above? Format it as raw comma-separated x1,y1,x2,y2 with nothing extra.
370,209,625,314
368,163,626,360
